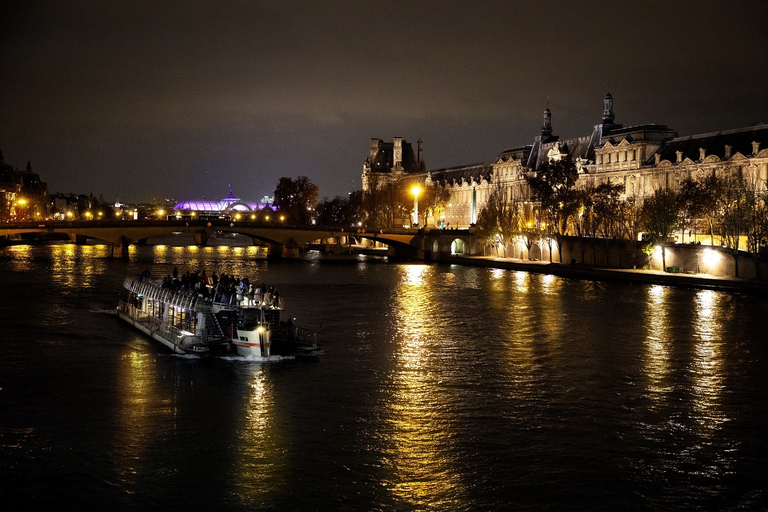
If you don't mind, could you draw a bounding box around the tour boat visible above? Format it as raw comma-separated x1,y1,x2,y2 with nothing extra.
117,275,319,357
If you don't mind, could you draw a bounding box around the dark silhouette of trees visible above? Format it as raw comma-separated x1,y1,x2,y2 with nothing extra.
315,191,363,227
273,176,318,225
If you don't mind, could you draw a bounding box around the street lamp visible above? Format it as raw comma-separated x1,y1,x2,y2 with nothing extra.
411,186,421,226
16,199,27,220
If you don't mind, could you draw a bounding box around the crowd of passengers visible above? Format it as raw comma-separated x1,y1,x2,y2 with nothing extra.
156,266,281,307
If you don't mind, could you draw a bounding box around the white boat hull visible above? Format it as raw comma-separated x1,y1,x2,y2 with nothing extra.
231,328,271,357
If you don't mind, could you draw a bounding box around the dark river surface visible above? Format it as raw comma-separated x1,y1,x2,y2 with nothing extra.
1,243,766,511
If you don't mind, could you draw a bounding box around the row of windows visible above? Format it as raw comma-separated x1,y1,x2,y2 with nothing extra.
599,149,637,164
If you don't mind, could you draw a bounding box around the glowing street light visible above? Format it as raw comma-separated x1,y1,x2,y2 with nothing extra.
412,186,421,226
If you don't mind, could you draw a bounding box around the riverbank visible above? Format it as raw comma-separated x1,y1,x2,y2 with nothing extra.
447,255,768,296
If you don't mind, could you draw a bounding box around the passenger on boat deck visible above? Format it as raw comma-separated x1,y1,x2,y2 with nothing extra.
247,284,255,305
137,268,150,282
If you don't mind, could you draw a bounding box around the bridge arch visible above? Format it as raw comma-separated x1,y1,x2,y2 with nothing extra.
451,238,467,255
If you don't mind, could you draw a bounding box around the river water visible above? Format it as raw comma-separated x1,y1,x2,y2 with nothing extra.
1,243,766,511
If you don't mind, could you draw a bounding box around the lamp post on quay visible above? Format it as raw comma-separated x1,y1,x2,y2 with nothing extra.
411,186,421,227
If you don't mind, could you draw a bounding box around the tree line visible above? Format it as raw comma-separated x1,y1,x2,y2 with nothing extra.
276,173,451,229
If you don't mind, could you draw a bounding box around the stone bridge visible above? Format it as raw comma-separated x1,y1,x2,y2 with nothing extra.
0,220,478,260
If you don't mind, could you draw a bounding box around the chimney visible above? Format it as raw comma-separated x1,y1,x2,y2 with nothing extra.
699,147,706,161
393,137,403,168
370,138,382,160
654,153,661,166
753,141,761,155
417,139,423,165
724,145,732,159
676,151,683,163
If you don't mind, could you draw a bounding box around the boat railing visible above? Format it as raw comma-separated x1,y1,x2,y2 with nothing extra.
120,299,203,348
124,276,203,312
118,300,164,332
210,290,284,310
292,325,318,348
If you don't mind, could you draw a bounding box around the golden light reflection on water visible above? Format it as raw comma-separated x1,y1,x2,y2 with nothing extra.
490,268,506,280
541,273,556,290
113,350,158,490
514,270,529,293
384,264,463,507
46,244,109,288
643,285,671,403
690,289,725,434
232,367,284,504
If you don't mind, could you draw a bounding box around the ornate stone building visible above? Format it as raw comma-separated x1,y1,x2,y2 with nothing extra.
362,94,768,229
0,151,49,220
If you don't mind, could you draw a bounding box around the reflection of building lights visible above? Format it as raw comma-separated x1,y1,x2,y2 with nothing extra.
265,215,270,221
280,215,285,221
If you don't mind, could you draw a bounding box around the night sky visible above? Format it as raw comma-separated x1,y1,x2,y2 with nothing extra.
1,1,766,204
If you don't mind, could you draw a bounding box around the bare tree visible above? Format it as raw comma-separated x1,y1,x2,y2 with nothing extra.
641,188,681,271
476,176,521,257
526,157,579,263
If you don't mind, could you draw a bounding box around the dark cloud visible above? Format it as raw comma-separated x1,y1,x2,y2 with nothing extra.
1,0,766,202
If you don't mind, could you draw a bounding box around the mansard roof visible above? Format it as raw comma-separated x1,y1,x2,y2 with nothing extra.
528,135,596,171
602,123,677,144
429,163,492,186
498,144,532,162
649,124,768,165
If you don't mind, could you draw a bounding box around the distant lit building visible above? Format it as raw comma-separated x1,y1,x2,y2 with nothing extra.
363,94,768,228
171,189,275,220
0,152,49,220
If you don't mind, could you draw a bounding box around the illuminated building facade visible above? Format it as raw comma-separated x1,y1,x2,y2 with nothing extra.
362,95,768,229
